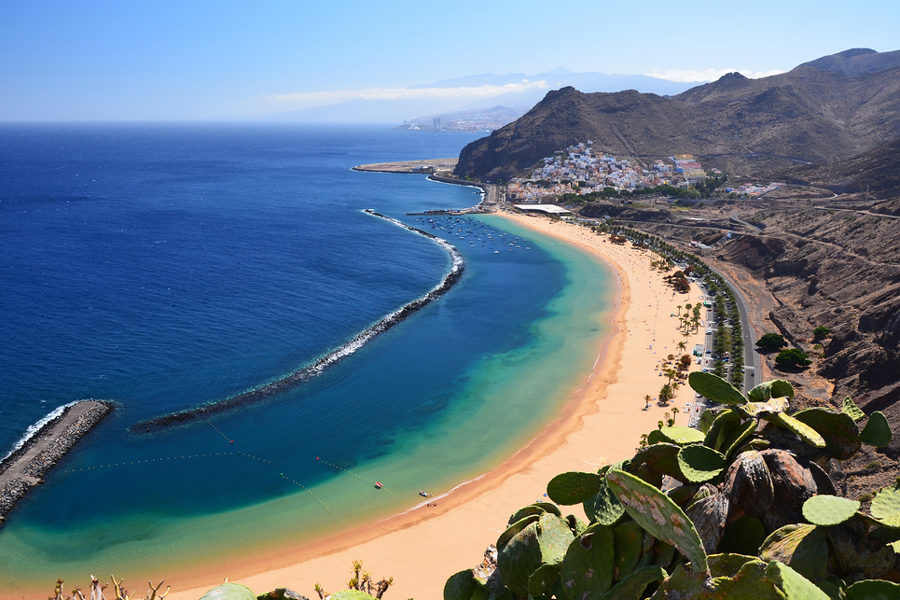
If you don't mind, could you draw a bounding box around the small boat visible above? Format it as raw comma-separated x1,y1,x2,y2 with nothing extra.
374,481,383,489
419,491,431,498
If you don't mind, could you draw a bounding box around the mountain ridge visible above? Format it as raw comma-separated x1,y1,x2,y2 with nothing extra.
454,48,900,182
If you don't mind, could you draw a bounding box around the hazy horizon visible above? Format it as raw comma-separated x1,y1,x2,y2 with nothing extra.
2,0,898,122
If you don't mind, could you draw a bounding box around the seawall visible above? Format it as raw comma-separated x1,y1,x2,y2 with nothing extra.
0,400,113,525
130,210,464,434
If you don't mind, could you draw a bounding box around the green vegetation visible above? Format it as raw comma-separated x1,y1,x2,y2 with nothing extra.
756,333,788,352
813,326,832,341
445,374,898,600
775,348,812,370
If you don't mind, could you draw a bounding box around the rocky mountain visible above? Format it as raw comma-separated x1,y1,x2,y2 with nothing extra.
779,137,900,198
455,49,900,182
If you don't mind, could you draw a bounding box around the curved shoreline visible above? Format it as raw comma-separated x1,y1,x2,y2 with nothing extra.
164,212,709,600
130,210,464,434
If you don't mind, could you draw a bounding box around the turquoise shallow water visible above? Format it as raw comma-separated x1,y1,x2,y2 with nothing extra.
0,125,614,590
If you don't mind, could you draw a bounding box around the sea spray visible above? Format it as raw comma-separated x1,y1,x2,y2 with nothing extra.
131,209,464,434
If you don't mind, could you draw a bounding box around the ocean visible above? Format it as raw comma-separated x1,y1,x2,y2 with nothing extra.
0,123,613,587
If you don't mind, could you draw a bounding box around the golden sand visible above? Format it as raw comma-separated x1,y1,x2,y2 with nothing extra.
168,212,707,599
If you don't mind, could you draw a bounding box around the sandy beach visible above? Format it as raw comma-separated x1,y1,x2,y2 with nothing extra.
168,212,707,600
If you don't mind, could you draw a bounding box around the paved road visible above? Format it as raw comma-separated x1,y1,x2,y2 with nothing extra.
704,265,761,394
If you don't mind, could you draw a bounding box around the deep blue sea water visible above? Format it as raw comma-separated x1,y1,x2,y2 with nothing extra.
0,124,613,585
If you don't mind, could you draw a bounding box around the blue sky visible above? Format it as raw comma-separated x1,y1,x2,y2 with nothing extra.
1,0,898,120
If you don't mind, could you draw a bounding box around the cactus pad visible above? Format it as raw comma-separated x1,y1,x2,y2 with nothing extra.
629,442,681,486
742,397,790,417
841,396,866,422
845,579,900,600
560,524,614,599
656,425,706,445
870,483,900,526
443,570,485,600
606,469,709,573
547,471,604,505
688,371,747,406
497,520,543,597
860,411,892,447
497,514,540,551
765,561,830,600
802,495,860,526
765,412,827,448
722,450,774,517
598,566,666,600
759,523,828,581
527,562,562,600
507,505,546,525
686,489,729,553
537,512,577,564
199,583,256,600
583,477,626,525
706,553,763,577
748,379,795,402
677,444,727,483
792,407,861,460
613,520,643,581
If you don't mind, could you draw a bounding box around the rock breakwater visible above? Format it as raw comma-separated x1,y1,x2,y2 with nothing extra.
0,400,113,525
130,209,464,434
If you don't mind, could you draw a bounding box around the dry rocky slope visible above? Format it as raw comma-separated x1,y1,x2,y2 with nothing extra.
452,47,900,500
576,192,900,501
454,48,900,182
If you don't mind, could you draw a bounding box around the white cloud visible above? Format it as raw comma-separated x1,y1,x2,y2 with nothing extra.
262,81,549,107
644,68,785,83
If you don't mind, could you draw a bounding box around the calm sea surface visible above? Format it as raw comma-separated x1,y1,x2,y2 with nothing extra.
0,124,613,586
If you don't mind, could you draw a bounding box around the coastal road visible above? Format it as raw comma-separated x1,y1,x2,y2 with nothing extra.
705,265,761,394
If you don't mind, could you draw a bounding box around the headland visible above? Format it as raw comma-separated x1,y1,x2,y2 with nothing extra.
167,211,707,600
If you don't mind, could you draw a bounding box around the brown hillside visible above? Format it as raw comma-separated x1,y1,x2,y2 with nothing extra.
455,49,900,182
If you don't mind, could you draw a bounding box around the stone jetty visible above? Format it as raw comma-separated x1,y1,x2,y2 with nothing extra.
0,400,113,525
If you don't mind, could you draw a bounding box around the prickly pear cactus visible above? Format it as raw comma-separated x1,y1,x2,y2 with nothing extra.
689,371,747,406
583,477,625,525
547,471,604,505
792,407,860,459
677,444,726,483
606,469,708,573
802,495,860,526
860,411,893,447
764,412,827,448
559,525,615,599
841,396,866,422
870,482,900,526
199,583,256,600
747,379,794,402
613,520,643,581
759,523,829,582
598,566,666,600
844,579,900,600
654,425,705,445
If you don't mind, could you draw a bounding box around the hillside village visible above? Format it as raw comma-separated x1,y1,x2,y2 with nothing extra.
507,141,783,202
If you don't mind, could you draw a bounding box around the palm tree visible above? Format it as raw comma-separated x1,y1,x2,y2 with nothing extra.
676,304,682,316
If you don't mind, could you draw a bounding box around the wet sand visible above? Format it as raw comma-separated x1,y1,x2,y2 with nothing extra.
166,212,707,599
